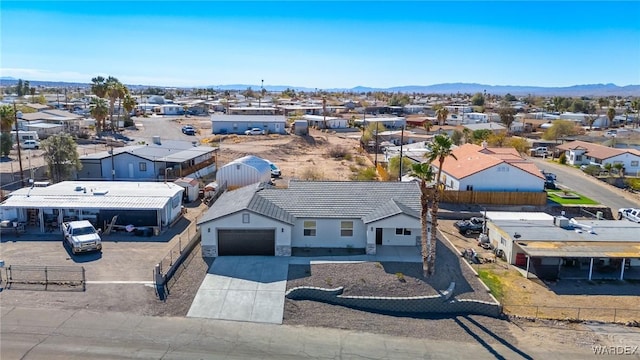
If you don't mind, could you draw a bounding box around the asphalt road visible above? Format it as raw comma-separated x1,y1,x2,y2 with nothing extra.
529,157,640,211
0,306,597,360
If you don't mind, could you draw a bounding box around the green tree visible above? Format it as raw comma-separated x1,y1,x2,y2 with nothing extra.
613,163,624,177
388,93,411,106
0,104,15,133
424,134,457,276
542,120,576,142
471,92,485,106
407,162,434,278
387,155,413,180
435,105,449,126
90,98,109,133
41,133,81,183
423,120,433,134
505,137,529,154
36,94,47,105
91,76,108,98
450,129,463,145
16,79,24,96
503,93,516,102
361,122,386,145
487,131,508,147
0,132,13,157
243,87,256,99
472,129,492,143
122,93,137,120
106,76,126,131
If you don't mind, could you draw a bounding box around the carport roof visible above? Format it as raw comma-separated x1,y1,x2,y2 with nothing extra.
1,181,183,210
517,241,640,258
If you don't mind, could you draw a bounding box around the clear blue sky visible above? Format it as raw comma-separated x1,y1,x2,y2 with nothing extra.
2,1,639,89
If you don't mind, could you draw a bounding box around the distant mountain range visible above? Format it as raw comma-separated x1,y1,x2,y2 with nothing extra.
1,77,638,97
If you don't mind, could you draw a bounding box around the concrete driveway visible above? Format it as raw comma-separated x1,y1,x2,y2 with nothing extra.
187,256,289,324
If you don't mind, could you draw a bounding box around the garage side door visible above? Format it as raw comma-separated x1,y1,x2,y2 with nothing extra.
217,229,275,256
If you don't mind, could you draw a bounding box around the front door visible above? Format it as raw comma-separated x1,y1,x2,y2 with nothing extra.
375,228,383,245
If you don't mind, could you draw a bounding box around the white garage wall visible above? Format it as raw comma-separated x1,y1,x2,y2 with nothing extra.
201,211,292,248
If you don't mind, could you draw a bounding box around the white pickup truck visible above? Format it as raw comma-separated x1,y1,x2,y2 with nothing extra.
617,208,640,223
62,220,102,254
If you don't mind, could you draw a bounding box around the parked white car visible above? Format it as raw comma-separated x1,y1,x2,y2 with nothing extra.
244,128,265,135
21,140,41,149
618,208,640,223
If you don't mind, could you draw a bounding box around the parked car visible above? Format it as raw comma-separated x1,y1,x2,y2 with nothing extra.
244,128,265,135
181,125,196,135
62,220,102,254
618,208,640,223
21,140,41,149
454,217,485,235
530,146,550,157
266,160,281,177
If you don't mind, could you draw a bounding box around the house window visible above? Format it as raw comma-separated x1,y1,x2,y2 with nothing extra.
632,161,639,167
340,221,353,237
139,162,147,172
575,155,582,162
242,213,250,223
500,237,506,246
466,185,473,191
303,221,316,236
395,228,411,235
396,228,403,235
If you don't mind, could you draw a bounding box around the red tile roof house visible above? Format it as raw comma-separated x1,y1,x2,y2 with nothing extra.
555,140,640,175
430,143,545,192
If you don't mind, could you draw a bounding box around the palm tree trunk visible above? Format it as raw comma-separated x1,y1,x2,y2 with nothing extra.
428,188,439,276
419,182,430,277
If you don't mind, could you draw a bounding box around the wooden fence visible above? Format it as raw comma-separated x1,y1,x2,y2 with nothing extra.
441,191,547,206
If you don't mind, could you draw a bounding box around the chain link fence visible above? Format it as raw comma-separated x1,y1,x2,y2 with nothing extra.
4,265,86,291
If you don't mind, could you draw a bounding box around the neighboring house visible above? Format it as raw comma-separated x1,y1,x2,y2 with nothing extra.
0,181,184,234
430,143,545,192
462,122,506,133
302,114,348,129
216,155,272,189
384,141,431,164
17,109,83,133
227,107,277,115
77,139,218,181
486,212,640,281
354,117,407,130
154,104,184,115
280,105,323,116
555,140,640,174
197,181,423,257
211,115,287,135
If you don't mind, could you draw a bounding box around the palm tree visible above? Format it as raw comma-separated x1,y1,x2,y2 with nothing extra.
613,163,625,177
91,76,108,98
90,98,109,134
407,162,434,277
631,99,640,128
105,77,126,131
425,134,457,276
423,120,433,134
435,106,449,126
122,93,137,120
0,104,15,133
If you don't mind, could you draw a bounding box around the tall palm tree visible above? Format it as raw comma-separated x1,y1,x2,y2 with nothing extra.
407,162,434,277
91,76,108,98
105,77,125,131
607,107,616,128
122,93,137,120
425,134,457,276
90,98,109,134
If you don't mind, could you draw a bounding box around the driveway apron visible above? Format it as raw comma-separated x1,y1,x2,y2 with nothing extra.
187,256,289,324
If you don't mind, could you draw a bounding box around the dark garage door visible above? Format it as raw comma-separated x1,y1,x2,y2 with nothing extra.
217,229,275,256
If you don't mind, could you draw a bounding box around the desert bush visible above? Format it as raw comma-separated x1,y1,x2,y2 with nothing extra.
352,167,377,180
301,167,324,180
344,153,353,161
355,156,367,166
349,165,359,173
625,178,640,191
328,145,349,159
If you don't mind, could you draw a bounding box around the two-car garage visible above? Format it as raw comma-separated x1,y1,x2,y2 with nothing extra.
217,229,275,256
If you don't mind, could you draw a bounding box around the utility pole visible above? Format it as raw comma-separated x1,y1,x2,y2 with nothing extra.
374,121,379,167
398,124,404,182
13,101,25,187
259,79,263,108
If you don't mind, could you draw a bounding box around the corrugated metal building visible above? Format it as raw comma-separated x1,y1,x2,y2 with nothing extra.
216,155,271,189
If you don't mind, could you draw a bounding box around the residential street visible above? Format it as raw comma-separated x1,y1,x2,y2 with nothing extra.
0,306,603,360
529,157,640,210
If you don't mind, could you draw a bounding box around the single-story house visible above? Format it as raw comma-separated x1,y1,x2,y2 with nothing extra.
197,181,424,257
17,109,83,132
227,107,277,115
216,155,272,189
280,105,323,116
462,122,506,133
486,211,640,280
302,114,348,129
430,143,545,191
555,140,640,174
77,139,218,181
354,117,407,130
0,181,184,234
210,115,287,135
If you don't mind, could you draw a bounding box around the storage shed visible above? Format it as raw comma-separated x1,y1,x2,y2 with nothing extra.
174,177,200,203
216,155,272,189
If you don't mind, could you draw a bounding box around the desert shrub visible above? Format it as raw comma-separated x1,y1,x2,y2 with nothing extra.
352,167,377,180
355,156,367,166
349,165,359,173
328,145,349,159
558,152,567,164
344,153,353,161
625,178,640,191
395,272,406,282
301,167,324,180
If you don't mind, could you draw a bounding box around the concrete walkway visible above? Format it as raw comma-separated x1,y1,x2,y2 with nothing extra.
187,256,289,324
187,246,422,324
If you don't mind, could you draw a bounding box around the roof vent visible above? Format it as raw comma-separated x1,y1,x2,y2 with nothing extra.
152,136,161,145
93,189,109,195
553,216,570,228
75,186,84,191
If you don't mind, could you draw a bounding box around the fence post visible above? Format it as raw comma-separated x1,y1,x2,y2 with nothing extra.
535,306,539,319
576,308,581,321
82,267,86,291
614,309,617,323
179,238,182,254
44,266,48,290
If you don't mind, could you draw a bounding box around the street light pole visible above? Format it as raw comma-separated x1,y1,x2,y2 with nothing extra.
13,101,25,187
399,124,404,182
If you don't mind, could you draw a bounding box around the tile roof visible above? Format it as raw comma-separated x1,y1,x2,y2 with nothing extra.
198,181,421,224
555,140,640,160
433,143,544,180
